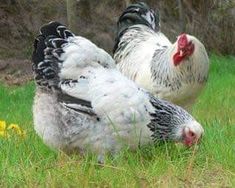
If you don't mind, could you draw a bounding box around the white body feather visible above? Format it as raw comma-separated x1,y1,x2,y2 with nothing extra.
33,68,156,155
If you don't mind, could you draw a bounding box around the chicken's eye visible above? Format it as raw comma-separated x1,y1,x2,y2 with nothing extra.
189,131,195,137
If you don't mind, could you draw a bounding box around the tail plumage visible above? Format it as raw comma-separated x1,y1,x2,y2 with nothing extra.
32,21,116,90
32,21,74,89
113,2,159,53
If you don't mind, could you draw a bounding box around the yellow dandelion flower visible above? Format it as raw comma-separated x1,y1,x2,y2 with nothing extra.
0,121,6,132
7,124,26,138
0,121,8,138
8,124,22,135
0,121,26,139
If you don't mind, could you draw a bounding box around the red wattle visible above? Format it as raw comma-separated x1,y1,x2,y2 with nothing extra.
173,52,185,66
184,137,193,147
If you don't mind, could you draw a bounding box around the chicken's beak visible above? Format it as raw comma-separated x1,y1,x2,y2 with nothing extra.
179,50,184,57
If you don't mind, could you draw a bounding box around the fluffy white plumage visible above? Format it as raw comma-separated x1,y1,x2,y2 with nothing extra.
59,36,116,80
114,3,210,110
32,22,204,162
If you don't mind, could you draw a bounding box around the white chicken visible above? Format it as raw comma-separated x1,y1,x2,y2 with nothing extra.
113,2,209,110
32,21,204,163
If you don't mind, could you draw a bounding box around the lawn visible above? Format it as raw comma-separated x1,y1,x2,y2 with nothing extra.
0,55,234,187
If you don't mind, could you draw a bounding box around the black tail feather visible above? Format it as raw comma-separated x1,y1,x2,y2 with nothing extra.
32,21,74,89
113,2,159,53
118,2,159,31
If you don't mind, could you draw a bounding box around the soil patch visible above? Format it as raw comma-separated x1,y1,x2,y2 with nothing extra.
0,59,33,86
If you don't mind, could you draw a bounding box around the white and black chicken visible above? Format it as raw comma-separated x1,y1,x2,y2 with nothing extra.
114,2,209,110
32,22,204,163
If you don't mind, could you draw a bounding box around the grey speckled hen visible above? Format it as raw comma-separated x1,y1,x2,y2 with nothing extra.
32,22,204,162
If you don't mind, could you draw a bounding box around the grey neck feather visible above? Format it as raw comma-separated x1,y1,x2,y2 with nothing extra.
150,44,203,91
147,95,193,142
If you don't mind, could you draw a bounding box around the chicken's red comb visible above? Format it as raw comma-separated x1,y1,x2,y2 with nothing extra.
178,33,188,49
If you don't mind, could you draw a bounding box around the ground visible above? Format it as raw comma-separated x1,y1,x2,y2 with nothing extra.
0,59,32,85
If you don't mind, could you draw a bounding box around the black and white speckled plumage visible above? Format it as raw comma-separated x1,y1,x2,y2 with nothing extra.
32,22,204,161
114,2,159,53
114,3,210,110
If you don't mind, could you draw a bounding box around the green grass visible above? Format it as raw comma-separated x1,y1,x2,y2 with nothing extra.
0,55,235,187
